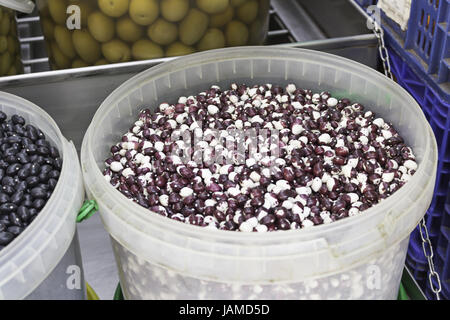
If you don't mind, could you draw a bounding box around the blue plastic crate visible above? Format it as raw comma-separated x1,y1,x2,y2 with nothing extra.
444,203,450,228
408,227,428,264
354,0,377,7
389,47,450,215
380,0,449,101
436,226,450,290
405,254,428,290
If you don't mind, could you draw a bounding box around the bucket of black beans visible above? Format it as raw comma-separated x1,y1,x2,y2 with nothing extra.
0,91,84,299
81,47,437,300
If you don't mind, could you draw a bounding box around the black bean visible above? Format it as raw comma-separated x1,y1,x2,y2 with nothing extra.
17,167,31,180
6,163,21,176
36,129,45,139
40,164,52,175
7,226,23,236
28,208,38,217
21,199,33,207
35,139,50,148
0,231,14,245
0,111,7,122
37,183,49,191
17,206,29,222
0,216,10,226
5,155,17,164
49,146,59,158
54,158,62,170
0,160,8,169
2,185,15,195
36,147,49,156
11,115,25,125
2,176,14,187
0,193,9,204
7,135,21,144
9,212,21,226
0,203,17,214
30,187,47,199
17,153,30,164
26,176,40,188
3,147,17,157
29,163,40,176
10,191,24,205
25,144,37,155
33,199,46,209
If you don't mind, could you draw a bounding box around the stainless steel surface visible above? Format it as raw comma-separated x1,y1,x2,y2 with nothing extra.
271,0,327,41
25,232,86,300
77,215,118,300
5,0,380,300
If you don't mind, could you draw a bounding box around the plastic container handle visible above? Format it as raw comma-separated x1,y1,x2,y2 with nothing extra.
0,0,34,13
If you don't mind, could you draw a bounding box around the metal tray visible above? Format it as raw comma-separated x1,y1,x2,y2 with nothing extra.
1,0,378,153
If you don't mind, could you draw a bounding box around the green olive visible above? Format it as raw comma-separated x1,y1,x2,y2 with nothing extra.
0,12,10,36
88,11,115,43
7,36,17,56
197,28,225,51
161,0,189,22
129,0,159,26
179,8,209,46
230,0,246,7
48,0,68,25
95,58,109,65
9,17,17,37
72,59,89,68
54,25,77,59
72,30,101,63
196,0,230,14
41,18,55,40
0,36,7,54
116,17,143,42
237,0,259,24
51,43,71,69
147,19,178,46
210,6,234,28
102,39,131,63
97,0,129,18
0,51,11,75
166,42,195,57
7,65,17,76
131,40,164,60
225,20,248,46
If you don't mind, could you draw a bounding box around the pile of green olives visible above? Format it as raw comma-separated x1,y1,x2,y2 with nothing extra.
0,6,23,76
38,0,270,69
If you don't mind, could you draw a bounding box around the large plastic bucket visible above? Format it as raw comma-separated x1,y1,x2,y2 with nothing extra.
81,47,438,300
0,91,85,299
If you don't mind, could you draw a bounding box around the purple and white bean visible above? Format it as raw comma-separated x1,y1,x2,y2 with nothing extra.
103,83,417,232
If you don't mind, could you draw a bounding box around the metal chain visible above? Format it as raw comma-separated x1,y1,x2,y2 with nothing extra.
370,19,442,300
372,21,394,80
419,218,442,299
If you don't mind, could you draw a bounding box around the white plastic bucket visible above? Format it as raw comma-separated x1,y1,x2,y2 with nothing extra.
0,91,85,299
81,47,437,299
